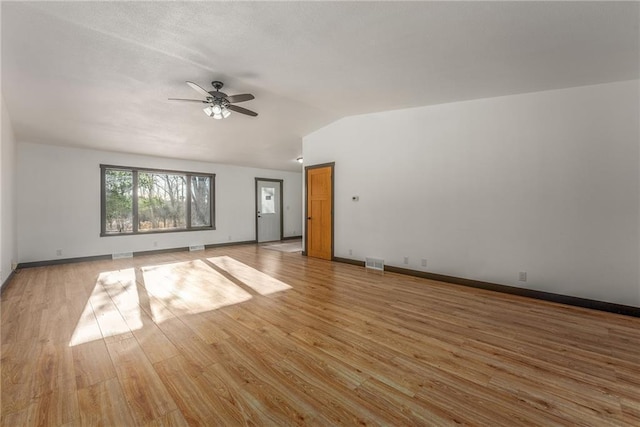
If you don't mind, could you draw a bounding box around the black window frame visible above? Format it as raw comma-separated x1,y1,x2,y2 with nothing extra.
100,164,215,237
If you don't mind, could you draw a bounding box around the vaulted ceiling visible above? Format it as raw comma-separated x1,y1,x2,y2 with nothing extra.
2,2,638,171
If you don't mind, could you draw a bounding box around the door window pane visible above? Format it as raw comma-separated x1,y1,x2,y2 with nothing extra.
261,187,275,214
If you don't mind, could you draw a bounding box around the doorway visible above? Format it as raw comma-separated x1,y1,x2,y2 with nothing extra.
305,163,334,260
255,178,283,243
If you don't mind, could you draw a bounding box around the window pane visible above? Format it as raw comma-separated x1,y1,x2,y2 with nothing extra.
138,172,187,231
261,187,275,214
105,169,133,233
191,176,211,227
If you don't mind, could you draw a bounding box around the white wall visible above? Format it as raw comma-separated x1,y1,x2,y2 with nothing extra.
1,96,18,287
17,142,302,263
303,80,640,307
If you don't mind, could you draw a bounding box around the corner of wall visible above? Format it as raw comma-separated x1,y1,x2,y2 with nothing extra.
1,95,18,286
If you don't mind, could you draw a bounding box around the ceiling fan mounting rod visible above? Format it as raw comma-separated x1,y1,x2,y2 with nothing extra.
211,80,224,91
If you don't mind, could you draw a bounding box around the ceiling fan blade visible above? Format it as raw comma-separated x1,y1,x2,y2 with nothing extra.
168,98,208,103
186,81,212,98
225,93,254,103
228,105,258,117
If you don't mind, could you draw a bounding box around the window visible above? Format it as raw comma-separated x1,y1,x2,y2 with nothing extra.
101,165,214,236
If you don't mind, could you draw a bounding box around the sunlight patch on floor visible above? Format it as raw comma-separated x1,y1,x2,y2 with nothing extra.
69,257,290,347
101,268,143,331
142,259,252,319
70,268,139,346
208,256,292,295
69,297,103,347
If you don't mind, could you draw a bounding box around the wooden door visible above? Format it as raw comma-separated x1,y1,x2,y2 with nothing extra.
306,164,333,260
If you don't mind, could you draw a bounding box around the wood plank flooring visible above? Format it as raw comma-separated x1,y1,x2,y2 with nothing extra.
2,243,640,426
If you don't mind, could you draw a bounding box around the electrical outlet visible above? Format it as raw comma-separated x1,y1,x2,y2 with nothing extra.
228,235,232,241
519,272,527,282
348,249,353,256
403,257,409,265
56,249,62,256
421,259,427,267
153,241,158,247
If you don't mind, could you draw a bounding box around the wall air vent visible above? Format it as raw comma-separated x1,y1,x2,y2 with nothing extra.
112,252,133,260
189,245,205,252
365,257,384,271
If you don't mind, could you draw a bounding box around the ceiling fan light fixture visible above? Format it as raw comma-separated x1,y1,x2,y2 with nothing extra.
206,102,227,119
173,80,257,119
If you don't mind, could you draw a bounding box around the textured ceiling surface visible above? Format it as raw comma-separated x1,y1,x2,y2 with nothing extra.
2,2,638,171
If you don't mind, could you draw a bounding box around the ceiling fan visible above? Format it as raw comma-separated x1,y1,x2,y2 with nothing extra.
169,80,257,119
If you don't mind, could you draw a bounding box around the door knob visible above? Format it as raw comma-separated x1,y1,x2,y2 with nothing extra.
307,217,311,220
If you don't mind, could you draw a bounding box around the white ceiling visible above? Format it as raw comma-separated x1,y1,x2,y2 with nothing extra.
2,2,638,172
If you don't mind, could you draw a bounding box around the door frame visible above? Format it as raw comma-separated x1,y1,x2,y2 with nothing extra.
255,178,284,242
304,162,335,259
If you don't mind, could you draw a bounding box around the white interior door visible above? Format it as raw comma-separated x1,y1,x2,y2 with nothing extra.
256,179,281,242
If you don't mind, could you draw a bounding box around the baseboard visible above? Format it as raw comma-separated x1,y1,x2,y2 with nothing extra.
0,269,17,294
132,247,188,257
333,256,365,267
18,254,113,269
17,240,259,270
135,240,257,257
282,235,302,241
205,240,257,249
333,258,640,318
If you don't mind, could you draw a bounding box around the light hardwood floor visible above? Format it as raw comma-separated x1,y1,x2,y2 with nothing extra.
2,243,640,426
